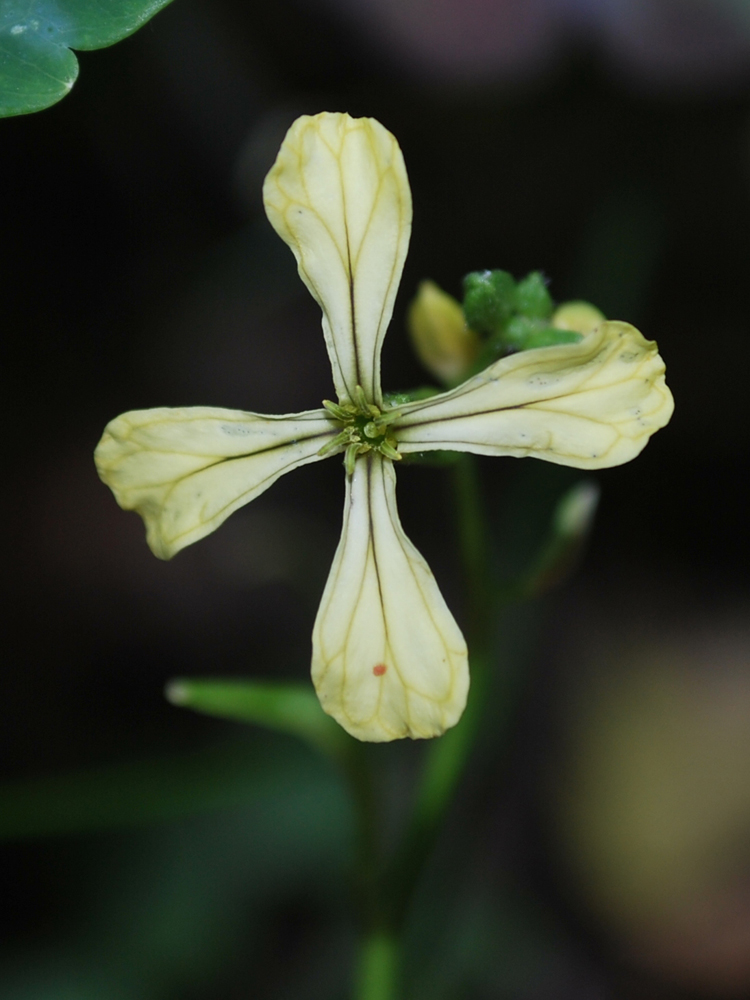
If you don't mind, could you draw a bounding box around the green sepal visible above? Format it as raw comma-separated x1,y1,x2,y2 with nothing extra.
166,679,353,761
0,740,321,839
462,269,516,335
383,386,441,406
0,0,175,117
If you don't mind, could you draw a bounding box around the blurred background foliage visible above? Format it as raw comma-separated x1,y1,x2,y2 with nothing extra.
2,0,750,996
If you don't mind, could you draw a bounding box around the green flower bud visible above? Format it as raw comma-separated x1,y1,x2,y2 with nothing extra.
521,326,582,350
503,315,540,349
551,300,606,337
515,271,553,320
504,315,581,352
408,280,481,385
462,269,516,335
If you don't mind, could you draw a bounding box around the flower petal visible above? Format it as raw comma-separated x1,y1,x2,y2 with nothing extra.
312,453,468,742
396,321,673,468
95,407,338,559
263,112,412,405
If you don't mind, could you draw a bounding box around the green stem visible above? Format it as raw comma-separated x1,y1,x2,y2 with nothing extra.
345,748,381,926
345,746,400,1000
452,453,491,634
353,930,400,1000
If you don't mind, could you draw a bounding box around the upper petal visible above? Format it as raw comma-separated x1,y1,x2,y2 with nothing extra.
95,406,338,559
263,112,412,406
396,321,674,469
312,453,469,742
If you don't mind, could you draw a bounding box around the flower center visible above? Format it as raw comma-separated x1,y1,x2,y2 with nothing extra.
319,386,402,475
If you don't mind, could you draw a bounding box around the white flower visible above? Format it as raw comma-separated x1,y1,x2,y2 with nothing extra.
95,112,673,742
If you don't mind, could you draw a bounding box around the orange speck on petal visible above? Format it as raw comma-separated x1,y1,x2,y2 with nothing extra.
373,663,387,676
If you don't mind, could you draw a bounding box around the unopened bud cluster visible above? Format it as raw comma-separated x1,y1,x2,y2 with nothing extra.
408,268,606,386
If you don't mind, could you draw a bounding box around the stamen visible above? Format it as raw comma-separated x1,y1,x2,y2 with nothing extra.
322,387,401,473
380,439,401,462
344,442,360,476
353,385,371,415
373,408,402,428
318,429,352,457
323,399,352,421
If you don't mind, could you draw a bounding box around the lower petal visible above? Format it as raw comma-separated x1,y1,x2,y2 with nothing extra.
312,453,469,742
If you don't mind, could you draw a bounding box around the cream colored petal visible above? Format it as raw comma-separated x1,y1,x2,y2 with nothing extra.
312,453,468,742
95,407,337,559
396,321,674,469
263,112,412,405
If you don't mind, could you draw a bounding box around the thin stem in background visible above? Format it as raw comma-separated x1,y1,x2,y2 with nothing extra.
348,740,402,999
353,930,400,1000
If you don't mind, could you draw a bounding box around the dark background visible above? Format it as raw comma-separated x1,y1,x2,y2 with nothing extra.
2,1,750,997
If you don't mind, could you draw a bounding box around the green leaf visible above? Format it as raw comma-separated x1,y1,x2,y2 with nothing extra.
166,679,353,762
0,739,330,839
0,0,175,117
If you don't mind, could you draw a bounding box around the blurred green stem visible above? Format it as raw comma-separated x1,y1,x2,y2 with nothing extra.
347,743,401,999
354,930,400,1000
346,747,382,925
452,453,492,638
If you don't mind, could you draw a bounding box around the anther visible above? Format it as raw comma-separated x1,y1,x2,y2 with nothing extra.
380,439,402,462
373,408,402,428
318,428,352,457
344,442,360,476
323,399,352,421
353,385,370,414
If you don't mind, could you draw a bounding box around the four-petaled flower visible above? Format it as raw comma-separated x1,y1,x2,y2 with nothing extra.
95,112,673,742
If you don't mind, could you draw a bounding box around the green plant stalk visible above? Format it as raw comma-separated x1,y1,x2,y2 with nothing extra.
347,740,402,999
451,453,493,639
353,929,400,1000
345,747,382,925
